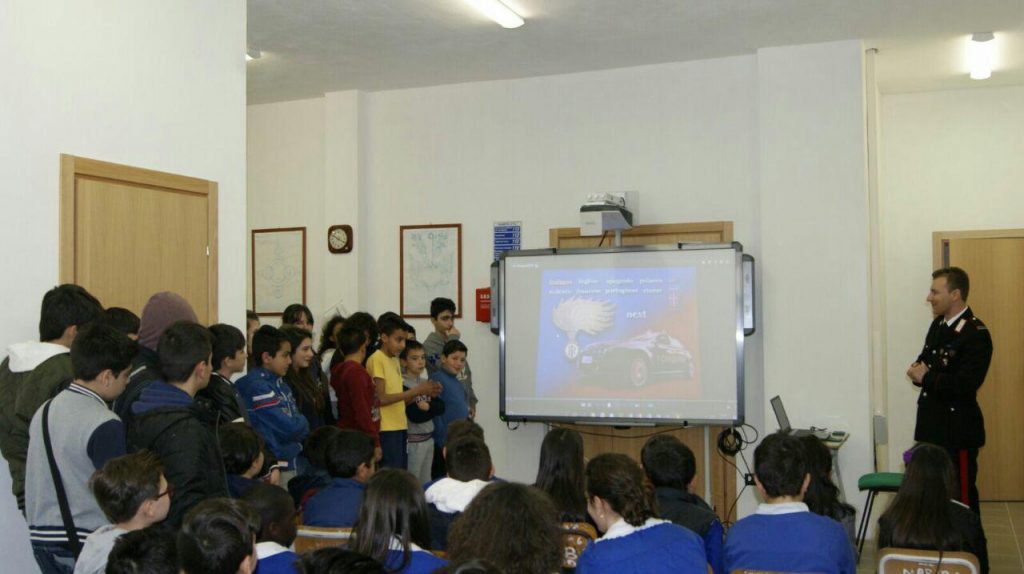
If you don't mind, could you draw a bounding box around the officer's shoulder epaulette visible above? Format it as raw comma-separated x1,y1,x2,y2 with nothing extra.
969,316,988,331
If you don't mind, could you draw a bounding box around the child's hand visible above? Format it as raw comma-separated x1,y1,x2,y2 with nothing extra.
447,325,461,338
416,399,430,411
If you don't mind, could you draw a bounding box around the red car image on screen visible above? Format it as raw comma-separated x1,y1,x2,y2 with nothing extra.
576,331,695,387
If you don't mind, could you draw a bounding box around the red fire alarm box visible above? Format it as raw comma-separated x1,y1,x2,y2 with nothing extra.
476,288,491,323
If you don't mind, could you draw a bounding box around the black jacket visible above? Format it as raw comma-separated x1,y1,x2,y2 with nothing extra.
196,372,249,424
654,486,718,538
914,308,993,449
127,381,228,527
114,346,160,426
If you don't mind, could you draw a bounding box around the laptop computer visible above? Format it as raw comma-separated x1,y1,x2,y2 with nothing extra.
770,395,815,437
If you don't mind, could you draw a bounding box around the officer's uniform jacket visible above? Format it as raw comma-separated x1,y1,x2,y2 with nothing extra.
914,307,993,449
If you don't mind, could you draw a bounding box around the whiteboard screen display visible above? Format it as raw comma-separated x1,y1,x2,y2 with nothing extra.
500,245,744,425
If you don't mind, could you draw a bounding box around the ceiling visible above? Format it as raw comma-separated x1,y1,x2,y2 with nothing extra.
247,0,1024,104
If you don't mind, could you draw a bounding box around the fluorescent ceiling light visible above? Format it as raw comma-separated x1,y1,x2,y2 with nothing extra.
968,32,994,80
246,47,262,62
463,0,524,29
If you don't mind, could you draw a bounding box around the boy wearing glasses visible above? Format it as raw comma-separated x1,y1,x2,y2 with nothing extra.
24,324,137,573
75,451,172,574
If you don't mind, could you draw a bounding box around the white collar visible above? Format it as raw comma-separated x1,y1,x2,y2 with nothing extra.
598,517,670,542
944,306,969,327
67,383,108,407
256,541,292,559
388,536,426,553
755,501,809,515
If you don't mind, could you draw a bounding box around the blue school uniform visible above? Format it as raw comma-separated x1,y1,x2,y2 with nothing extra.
255,541,300,574
431,368,469,447
301,477,365,527
724,503,855,574
383,546,448,574
576,518,706,574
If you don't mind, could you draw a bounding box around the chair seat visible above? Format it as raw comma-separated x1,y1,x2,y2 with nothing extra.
858,472,903,492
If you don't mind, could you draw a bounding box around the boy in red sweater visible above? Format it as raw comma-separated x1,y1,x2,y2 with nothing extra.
330,325,382,461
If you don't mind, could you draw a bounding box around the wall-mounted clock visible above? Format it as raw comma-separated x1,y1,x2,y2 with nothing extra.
327,225,353,254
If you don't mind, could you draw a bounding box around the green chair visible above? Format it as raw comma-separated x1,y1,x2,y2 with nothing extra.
855,472,903,562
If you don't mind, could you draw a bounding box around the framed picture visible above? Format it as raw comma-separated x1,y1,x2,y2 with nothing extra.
401,224,462,318
251,227,306,316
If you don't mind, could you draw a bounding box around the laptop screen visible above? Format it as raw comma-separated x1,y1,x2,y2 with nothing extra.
770,395,792,432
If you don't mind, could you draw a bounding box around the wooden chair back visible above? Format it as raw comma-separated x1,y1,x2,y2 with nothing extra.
878,547,980,574
561,521,598,570
293,525,353,554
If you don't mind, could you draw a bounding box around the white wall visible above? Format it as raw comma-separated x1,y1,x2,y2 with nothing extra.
247,41,879,519
758,40,873,507
361,56,765,499
880,85,1024,469
0,1,247,569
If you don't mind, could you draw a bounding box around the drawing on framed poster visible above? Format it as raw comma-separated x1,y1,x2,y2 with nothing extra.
400,224,462,318
252,227,306,316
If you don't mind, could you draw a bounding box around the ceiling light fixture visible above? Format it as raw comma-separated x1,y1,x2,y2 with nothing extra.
246,47,262,62
463,0,524,29
968,32,995,80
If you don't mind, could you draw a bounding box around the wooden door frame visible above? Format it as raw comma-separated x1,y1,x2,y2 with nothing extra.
933,228,1024,267
59,154,219,321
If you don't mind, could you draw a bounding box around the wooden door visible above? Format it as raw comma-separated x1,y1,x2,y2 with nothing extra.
60,155,218,324
549,221,738,522
936,231,1024,500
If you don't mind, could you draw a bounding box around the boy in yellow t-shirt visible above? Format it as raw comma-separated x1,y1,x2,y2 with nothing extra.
366,315,439,469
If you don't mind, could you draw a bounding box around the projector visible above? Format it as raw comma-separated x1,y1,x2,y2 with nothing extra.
580,192,635,237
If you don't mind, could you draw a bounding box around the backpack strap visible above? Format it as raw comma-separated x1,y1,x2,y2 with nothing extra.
41,399,82,558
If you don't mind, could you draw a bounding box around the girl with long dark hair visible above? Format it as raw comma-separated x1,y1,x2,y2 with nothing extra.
577,453,706,574
877,443,988,573
534,427,589,523
351,468,447,574
280,325,332,430
798,435,856,546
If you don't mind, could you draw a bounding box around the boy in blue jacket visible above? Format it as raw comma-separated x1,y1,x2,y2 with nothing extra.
236,325,309,481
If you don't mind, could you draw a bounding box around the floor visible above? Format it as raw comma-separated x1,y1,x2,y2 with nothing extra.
858,502,1024,573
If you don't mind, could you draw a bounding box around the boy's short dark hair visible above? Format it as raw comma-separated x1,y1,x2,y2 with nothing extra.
209,324,246,370
241,483,296,542
399,339,424,360
253,325,289,367
754,432,808,498
324,430,375,479
246,310,259,324
337,325,368,357
640,434,696,489
377,314,409,337
102,307,141,337
39,284,104,341
158,322,213,383
107,525,179,574
446,436,491,482
178,498,259,574
304,426,342,470
430,298,457,319
219,423,263,475
345,312,378,342
446,420,484,446
298,547,386,574
71,323,137,382
90,451,164,524
442,339,468,357
282,304,314,327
